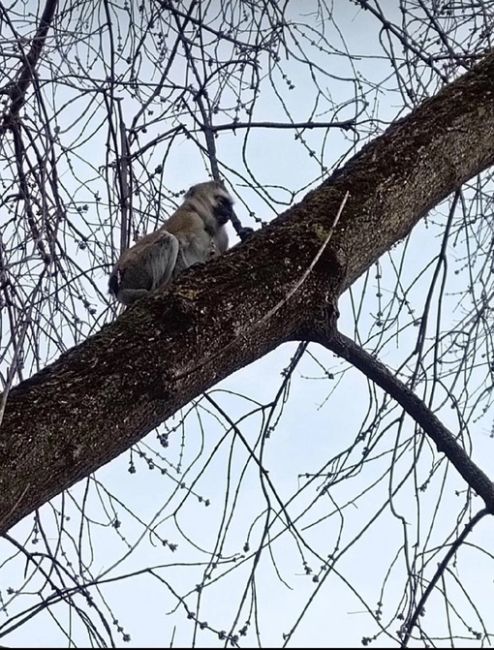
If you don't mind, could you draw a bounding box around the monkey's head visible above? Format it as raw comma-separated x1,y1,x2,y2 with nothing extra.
185,180,234,226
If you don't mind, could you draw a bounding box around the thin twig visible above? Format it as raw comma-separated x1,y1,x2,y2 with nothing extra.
251,191,349,329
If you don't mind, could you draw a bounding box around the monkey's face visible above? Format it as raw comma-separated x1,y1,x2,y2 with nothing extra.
212,192,234,225
186,181,234,225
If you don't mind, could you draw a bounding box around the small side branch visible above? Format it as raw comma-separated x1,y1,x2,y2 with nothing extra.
1,0,58,126
209,119,357,132
314,331,494,513
168,3,253,241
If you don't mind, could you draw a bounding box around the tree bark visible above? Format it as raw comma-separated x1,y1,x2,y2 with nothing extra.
2,51,494,534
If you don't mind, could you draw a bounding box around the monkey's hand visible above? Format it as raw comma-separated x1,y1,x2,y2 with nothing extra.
237,226,254,242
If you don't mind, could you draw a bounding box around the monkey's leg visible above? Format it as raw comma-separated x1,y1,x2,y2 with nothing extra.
151,231,180,288
117,288,152,305
116,232,180,305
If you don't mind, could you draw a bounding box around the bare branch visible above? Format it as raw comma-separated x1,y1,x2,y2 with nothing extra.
1,0,58,127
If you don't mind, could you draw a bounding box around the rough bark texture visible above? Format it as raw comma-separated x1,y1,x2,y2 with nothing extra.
2,51,494,534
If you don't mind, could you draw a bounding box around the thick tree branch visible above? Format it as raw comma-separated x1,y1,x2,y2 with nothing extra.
2,51,494,534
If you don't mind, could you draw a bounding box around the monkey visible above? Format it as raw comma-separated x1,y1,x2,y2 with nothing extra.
108,180,233,306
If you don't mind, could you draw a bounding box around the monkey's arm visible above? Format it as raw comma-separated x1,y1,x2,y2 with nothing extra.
213,226,228,254
172,226,214,276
